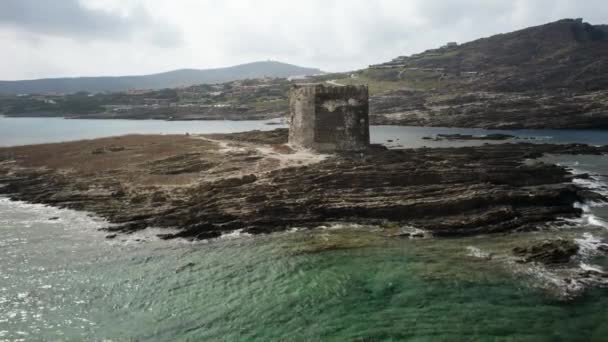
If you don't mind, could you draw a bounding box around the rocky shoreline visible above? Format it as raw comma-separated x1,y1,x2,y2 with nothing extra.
369,89,608,129
2,129,608,297
7,89,608,130
0,129,606,238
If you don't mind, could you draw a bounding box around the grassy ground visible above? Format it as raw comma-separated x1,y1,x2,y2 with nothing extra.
250,99,288,112
323,68,446,95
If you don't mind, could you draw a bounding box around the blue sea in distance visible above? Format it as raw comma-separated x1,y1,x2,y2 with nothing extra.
1,116,608,148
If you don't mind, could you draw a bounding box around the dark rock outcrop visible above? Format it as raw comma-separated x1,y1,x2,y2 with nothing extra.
513,239,580,264
424,133,516,141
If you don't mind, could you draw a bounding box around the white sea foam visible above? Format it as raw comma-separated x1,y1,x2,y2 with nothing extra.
573,202,591,213
575,232,606,257
219,229,252,240
573,177,608,198
509,260,586,299
565,212,608,230
562,163,608,232
0,197,109,231
466,246,492,259
316,223,380,231
580,262,604,273
587,214,608,229
109,226,183,244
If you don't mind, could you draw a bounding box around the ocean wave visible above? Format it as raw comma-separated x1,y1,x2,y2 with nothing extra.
511,261,585,299
219,229,252,240
317,223,372,230
575,232,606,257
580,262,604,273
563,163,608,231
465,246,492,259
0,196,109,232
565,212,608,230
573,176,608,196
587,214,608,229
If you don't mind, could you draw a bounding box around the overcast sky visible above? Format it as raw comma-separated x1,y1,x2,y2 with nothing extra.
1,0,607,80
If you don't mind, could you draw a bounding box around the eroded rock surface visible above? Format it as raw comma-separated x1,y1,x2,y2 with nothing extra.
370,90,608,129
0,129,607,241
513,239,580,264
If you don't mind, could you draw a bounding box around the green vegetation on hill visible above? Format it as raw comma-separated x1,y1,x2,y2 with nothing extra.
1,89,180,116
368,18,608,92
0,61,322,95
313,68,446,96
0,78,293,120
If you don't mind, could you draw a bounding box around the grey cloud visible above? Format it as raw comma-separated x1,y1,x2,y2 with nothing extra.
0,0,182,46
2,0,608,79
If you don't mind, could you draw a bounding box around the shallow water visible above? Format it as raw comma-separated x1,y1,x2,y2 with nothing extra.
0,116,283,147
372,125,608,149
2,116,608,148
2,118,608,340
1,191,608,340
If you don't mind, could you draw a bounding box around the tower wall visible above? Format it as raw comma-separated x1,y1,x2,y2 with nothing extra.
288,84,369,152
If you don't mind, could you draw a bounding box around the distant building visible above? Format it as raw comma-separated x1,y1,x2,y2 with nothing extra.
440,42,459,49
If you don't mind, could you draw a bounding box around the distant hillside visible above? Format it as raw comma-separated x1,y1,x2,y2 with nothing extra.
328,18,608,129
0,61,323,95
377,18,608,91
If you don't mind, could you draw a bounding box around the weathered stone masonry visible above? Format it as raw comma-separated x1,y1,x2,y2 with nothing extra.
288,84,370,152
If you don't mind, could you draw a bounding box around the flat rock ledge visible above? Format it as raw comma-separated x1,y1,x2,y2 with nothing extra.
0,129,607,241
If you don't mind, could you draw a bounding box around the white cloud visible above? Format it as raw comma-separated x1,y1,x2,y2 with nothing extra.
0,0,607,80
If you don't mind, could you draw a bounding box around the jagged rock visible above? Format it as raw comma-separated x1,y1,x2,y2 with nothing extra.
428,134,516,141
513,239,580,264
577,190,607,203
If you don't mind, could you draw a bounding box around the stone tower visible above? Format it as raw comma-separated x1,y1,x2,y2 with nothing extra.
288,84,370,152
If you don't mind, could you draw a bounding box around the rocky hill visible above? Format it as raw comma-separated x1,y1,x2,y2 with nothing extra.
407,18,608,91
337,19,608,129
0,61,322,95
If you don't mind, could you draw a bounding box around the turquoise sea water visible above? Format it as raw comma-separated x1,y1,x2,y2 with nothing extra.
2,117,608,340
2,197,608,341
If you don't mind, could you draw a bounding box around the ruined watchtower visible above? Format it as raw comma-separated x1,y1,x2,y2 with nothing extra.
288,84,370,152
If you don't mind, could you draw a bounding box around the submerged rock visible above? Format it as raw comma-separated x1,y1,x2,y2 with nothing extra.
513,239,580,264
175,262,196,273
425,133,516,141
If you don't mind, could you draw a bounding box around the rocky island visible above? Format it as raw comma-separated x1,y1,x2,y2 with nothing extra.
2,84,608,298
2,128,607,239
